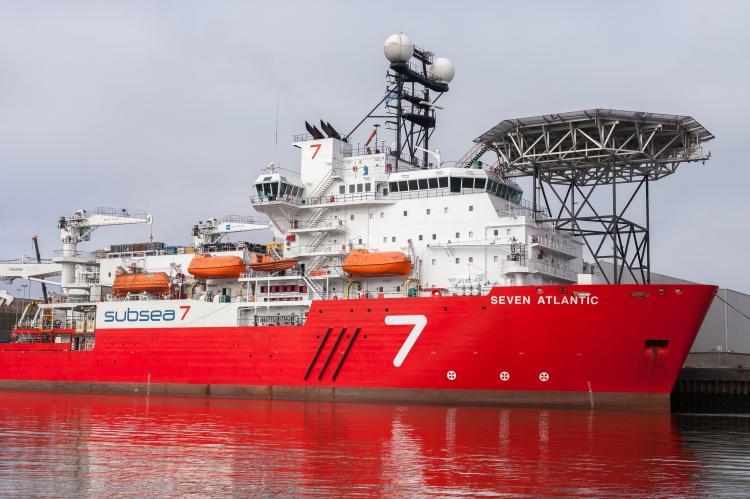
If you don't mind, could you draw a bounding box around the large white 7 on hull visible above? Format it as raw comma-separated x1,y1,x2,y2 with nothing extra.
386,315,428,367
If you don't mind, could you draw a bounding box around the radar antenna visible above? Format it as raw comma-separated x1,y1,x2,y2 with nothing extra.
345,33,454,169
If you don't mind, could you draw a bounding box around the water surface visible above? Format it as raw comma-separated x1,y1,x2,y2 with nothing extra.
0,391,748,496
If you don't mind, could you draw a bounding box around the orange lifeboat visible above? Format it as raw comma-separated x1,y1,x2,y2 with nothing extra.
248,253,298,272
188,254,245,279
342,249,411,277
112,272,170,297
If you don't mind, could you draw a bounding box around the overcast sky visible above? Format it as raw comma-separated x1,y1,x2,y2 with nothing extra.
1,0,748,297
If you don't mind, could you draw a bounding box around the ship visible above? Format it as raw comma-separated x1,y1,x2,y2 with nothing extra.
0,34,717,410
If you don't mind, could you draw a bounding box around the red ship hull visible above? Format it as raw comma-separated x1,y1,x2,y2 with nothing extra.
0,284,716,410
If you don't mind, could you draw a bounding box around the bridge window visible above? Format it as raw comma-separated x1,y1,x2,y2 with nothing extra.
462,177,473,189
475,178,486,189
439,177,448,188
398,180,408,191
349,184,355,193
339,185,345,194
357,184,363,192
365,183,371,192
450,177,461,193
389,181,398,192
418,179,428,189
428,178,438,189
408,180,418,190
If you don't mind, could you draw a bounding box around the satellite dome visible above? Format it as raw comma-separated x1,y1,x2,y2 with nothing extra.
427,57,455,83
384,33,414,63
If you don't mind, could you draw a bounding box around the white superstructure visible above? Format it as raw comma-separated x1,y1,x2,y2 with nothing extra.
251,136,583,300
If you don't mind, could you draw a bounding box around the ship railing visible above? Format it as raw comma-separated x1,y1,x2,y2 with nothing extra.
295,244,347,256
528,260,577,281
342,142,392,157
289,218,347,230
530,234,578,255
52,249,96,260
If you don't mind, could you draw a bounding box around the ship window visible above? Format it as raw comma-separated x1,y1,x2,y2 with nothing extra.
432,259,436,265
507,229,511,235
358,238,362,244
349,184,355,193
438,176,448,188
469,231,473,237
469,205,474,212
475,178,486,189
462,177,473,189
418,235,423,240
365,183,371,192
494,255,499,262
396,286,401,292
292,187,299,197
369,213,373,219
392,236,396,242
357,184,363,192
383,237,387,242
432,234,436,240
389,181,398,192
398,180,408,191
450,177,461,193
408,179,418,190
469,257,474,263
339,185,345,194
272,183,279,196
256,185,263,196
455,232,460,238
455,258,460,264
418,179,428,190
428,178,438,189
263,176,272,181
403,210,407,216
444,207,448,213
426,209,431,215
494,229,499,236
383,188,388,196
350,215,355,220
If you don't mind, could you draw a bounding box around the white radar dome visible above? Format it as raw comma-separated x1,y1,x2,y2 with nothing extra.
427,57,455,83
384,33,414,63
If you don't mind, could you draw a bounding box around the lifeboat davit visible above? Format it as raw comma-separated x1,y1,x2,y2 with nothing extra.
248,253,298,272
188,254,245,279
342,249,411,277
112,272,170,297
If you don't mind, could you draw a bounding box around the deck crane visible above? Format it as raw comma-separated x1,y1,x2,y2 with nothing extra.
192,216,271,247
0,208,152,301
55,208,152,295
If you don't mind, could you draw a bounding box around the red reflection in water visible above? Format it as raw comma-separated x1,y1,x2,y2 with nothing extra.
0,391,702,496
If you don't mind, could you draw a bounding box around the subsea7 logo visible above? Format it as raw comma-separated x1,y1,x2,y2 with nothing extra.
179,305,191,320
310,143,321,159
385,315,427,367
